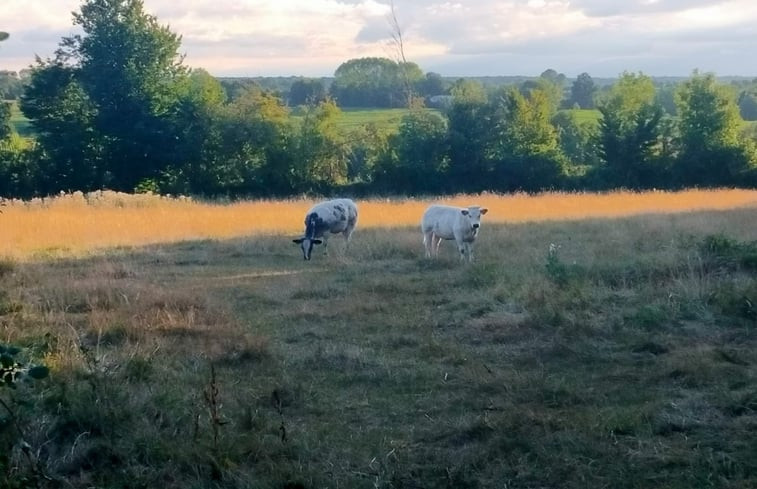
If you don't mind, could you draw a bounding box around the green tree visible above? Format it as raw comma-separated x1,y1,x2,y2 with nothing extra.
21,61,105,192
494,87,567,190
446,80,495,192
552,110,599,168
288,78,326,106
595,72,665,188
0,102,10,141
738,88,757,121
374,110,448,194
418,72,445,97
292,99,347,192
568,72,597,109
330,57,423,108
22,0,189,192
159,69,226,194
674,71,756,186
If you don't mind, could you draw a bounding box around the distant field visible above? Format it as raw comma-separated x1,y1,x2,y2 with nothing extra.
7,100,34,137
335,107,441,133
560,108,602,125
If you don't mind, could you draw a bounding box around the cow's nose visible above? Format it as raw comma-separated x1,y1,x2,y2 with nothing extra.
473,223,480,228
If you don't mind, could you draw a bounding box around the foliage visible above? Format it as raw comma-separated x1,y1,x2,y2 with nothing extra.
673,71,757,186
20,0,191,193
494,87,567,190
445,81,496,192
330,57,424,108
739,89,757,121
567,72,597,109
0,102,10,141
552,110,599,169
290,99,348,192
288,78,326,106
0,72,27,100
595,72,665,188
374,109,448,193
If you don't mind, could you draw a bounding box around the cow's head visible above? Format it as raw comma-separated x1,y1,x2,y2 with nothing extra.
293,236,323,260
461,206,488,232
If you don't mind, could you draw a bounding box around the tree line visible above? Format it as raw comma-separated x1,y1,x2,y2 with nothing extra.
1,0,757,199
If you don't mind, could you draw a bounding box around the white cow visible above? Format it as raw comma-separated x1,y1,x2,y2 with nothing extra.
421,205,488,262
293,198,358,260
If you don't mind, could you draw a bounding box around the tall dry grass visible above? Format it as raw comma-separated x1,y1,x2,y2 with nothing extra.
3,188,757,260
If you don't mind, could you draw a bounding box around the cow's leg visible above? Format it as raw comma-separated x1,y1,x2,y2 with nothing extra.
433,235,443,257
343,224,355,244
321,234,330,255
456,238,467,261
423,231,433,258
466,243,474,263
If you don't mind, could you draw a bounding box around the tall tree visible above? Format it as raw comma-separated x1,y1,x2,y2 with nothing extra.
375,110,448,193
674,71,755,186
446,80,495,191
568,72,597,109
330,57,423,108
288,78,326,106
595,72,664,188
22,0,189,192
494,87,566,190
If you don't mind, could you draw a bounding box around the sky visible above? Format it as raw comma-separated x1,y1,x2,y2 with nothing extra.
2,0,757,78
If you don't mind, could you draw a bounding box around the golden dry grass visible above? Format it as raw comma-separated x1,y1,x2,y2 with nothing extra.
3,188,757,260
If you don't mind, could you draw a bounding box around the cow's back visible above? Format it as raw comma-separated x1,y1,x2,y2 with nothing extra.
307,198,358,235
422,205,460,239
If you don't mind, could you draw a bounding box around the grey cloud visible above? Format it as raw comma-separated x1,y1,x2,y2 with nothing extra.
355,17,393,43
572,0,725,17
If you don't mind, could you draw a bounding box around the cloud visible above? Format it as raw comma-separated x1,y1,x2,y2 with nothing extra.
2,0,757,77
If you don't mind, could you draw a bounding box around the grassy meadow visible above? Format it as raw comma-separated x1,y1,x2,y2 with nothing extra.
2,190,757,488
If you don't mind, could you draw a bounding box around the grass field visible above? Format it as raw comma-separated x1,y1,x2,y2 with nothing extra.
7,100,33,137
2,190,757,488
560,108,602,125
335,108,440,133
3,188,757,260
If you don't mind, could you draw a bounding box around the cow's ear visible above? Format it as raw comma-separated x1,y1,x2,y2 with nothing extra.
312,239,323,245
293,238,304,244
461,209,469,216
480,208,488,215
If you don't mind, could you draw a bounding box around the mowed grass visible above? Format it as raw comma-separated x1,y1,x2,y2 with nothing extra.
2,191,757,487
4,188,757,260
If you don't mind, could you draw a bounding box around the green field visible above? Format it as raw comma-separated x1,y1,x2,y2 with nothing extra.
561,108,602,125
7,100,34,137
3,207,757,487
335,108,440,133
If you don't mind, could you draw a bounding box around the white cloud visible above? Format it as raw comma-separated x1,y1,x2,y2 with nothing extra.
1,0,757,77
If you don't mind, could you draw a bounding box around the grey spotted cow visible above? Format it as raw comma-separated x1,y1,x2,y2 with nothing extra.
293,198,358,260
421,204,488,262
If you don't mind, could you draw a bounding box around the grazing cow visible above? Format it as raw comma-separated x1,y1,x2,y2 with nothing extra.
421,205,488,262
293,198,358,260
